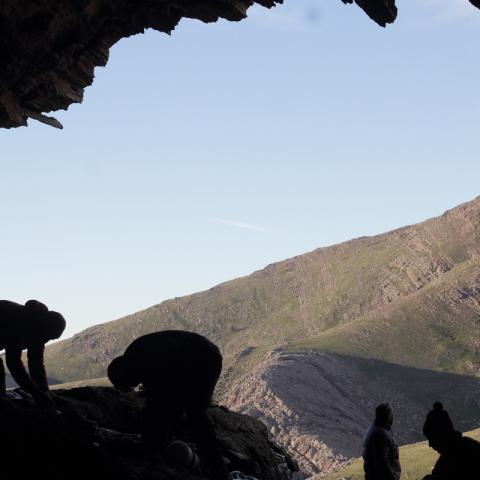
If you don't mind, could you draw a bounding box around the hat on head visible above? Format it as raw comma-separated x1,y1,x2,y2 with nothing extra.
45,311,66,340
375,403,393,427
423,402,456,439
108,356,139,391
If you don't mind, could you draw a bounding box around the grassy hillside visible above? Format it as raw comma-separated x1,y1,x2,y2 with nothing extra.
43,196,480,383
290,258,480,375
325,428,480,480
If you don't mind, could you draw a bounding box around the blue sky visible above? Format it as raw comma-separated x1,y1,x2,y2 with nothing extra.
1,0,480,337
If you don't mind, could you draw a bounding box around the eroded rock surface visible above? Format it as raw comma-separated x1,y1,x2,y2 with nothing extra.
224,350,480,477
0,0,280,129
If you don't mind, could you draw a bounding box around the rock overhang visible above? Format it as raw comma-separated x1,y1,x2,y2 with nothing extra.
0,0,478,129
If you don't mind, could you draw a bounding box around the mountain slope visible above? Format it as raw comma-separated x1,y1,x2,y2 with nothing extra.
224,351,480,476
291,258,480,375
44,196,480,383
38,196,480,476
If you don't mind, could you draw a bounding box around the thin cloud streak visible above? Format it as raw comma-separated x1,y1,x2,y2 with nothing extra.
207,217,275,233
246,4,317,31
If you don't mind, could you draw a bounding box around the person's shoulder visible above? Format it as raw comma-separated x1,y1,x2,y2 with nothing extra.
461,435,480,452
126,330,180,352
125,330,219,360
367,425,390,441
132,330,211,345
0,300,24,312
0,301,26,331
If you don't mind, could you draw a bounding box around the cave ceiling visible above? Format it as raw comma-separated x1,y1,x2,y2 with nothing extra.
0,0,478,129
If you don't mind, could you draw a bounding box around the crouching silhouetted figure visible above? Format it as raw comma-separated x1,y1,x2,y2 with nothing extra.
108,330,228,480
0,299,66,407
422,402,480,480
363,403,401,480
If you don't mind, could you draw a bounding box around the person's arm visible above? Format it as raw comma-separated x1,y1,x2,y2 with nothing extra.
6,343,54,409
370,432,400,480
27,342,48,392
5,343,39,395
187,408,229,480
0,357,6,396
382,443,400,480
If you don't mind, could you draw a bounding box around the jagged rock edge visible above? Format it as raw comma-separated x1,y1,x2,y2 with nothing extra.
1,0,281,129
0,0,478,128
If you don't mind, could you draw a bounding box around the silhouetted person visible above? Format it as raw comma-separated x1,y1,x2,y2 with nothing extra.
363,403,401,480
108,330,228,480
422,402,480,480
0,299,65,406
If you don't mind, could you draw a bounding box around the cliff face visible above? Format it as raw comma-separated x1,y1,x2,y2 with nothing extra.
1,386,297,480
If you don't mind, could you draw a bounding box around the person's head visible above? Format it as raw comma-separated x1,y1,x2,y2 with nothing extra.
43,311,66,341
374,403,394,429
107,356,139,391
423,402,458,454
24,300,66,343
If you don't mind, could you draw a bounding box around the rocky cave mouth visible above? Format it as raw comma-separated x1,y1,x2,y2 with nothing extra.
1,0,479,130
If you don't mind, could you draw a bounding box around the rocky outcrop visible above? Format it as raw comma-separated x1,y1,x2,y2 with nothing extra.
224,350,480,477
340,0,397,27
1,386,297,480
2,1,479,130
0,0,280,129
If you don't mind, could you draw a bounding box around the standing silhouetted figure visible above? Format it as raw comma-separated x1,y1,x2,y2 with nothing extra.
363,403,401,480
0,299,66,406
422,402,480,480
107,330,228,480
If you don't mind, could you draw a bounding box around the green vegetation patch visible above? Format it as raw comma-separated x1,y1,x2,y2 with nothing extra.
326,428,480,480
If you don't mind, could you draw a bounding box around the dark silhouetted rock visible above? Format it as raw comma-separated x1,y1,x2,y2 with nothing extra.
341,0,397,27
1,386,297,480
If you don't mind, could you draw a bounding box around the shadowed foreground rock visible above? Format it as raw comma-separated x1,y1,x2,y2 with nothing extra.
0,386,297,480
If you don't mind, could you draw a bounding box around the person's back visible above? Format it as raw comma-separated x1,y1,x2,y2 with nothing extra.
423,402,480,480
363,403,401,480
429,435,480,479
108,330,227,480
0,300,25,348
115,330,222,406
